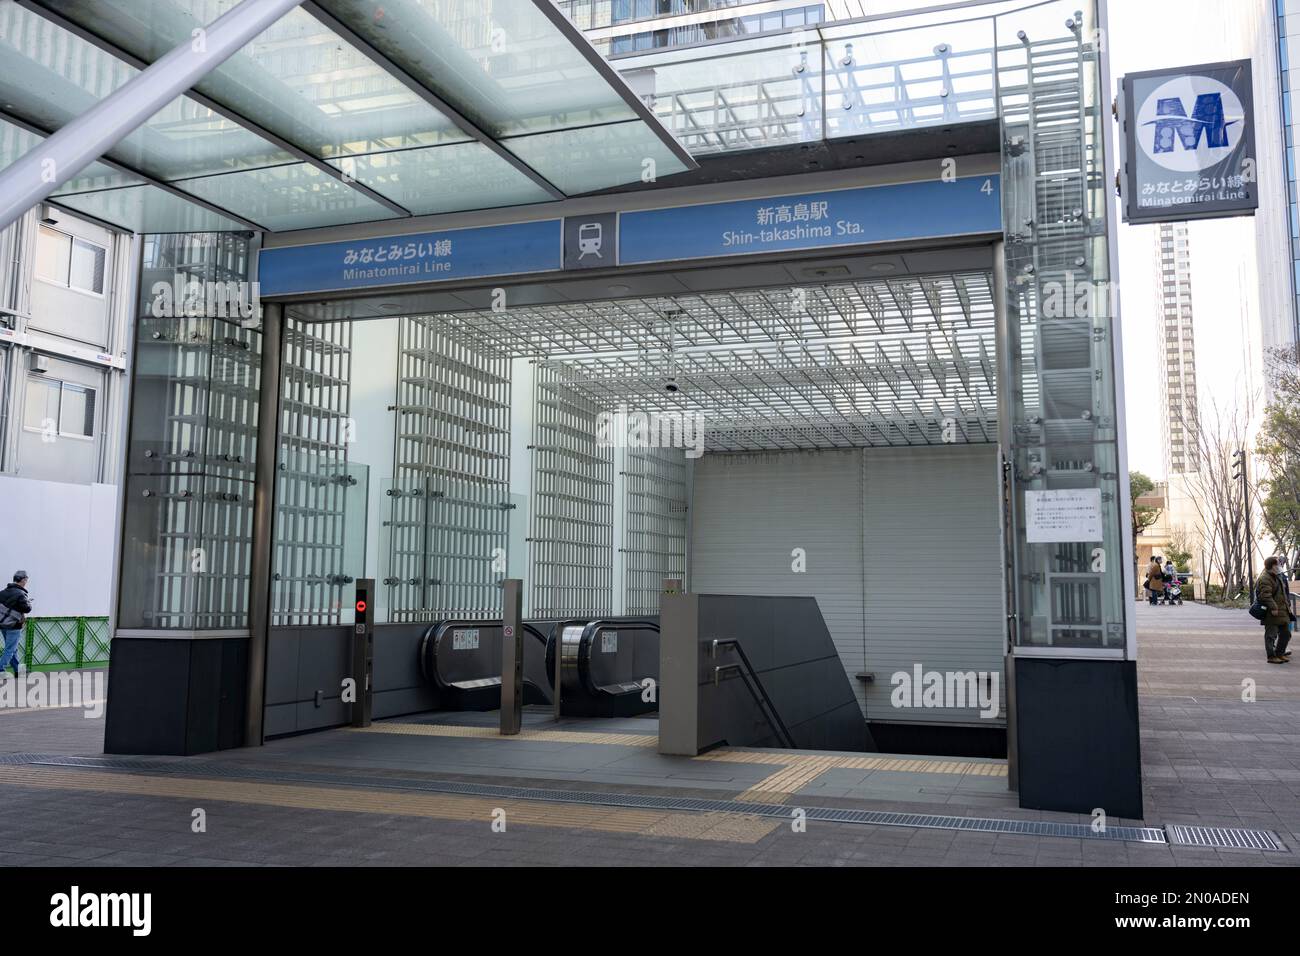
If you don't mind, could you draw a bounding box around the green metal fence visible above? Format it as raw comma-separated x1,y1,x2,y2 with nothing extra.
17,617,110,672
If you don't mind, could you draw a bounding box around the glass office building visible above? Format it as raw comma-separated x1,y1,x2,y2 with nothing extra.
1277,0,1300,345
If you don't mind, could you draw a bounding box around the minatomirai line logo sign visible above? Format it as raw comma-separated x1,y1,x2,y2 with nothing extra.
1122,59,1258,224
1137,75,1246,172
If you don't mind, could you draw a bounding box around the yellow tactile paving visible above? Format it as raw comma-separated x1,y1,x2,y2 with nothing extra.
354,721,1007,801
699,749,1008,777
736,755,843,802
0,766,776,844
697,749,1008,800
354,722,658,748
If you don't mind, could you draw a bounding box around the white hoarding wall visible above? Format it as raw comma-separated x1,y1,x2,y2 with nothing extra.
0,476,117,617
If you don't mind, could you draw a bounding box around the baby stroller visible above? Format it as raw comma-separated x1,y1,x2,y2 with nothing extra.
1163,575,1183,605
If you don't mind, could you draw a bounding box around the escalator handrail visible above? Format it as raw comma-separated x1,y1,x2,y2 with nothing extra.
420,618,548,686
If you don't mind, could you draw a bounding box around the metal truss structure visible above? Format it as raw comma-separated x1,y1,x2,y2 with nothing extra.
387,316,512,622
441,271,999,452
528,362,615,618
621,444,688,616
272,318,353,626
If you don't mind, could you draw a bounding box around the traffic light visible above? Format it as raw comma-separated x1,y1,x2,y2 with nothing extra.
1231,449,1245,481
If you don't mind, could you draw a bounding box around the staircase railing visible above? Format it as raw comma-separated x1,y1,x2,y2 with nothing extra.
710,638,796,748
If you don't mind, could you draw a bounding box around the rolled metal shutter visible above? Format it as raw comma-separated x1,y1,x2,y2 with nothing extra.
689,448,869,716
863,444,1005,726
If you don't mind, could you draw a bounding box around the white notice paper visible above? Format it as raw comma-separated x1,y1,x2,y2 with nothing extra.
1023,488,1104,543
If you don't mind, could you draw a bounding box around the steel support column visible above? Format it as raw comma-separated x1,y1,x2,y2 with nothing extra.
0,0,304,233
992,238,1018,791
245,301,285,747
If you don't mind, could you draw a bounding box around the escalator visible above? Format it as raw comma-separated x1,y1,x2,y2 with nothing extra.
418,619,553,709
418,617,659,717
546,620,659,717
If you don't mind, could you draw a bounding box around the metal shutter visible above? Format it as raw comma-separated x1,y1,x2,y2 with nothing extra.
863,444,1005,726
689,448,869,715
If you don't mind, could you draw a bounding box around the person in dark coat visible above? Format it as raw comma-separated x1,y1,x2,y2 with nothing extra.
0,570,31,678
1255,557,1293,664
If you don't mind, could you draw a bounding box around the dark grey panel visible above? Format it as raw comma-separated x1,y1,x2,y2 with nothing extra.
1015,658,1142,819
373,624,430,692
105,638,192,754
373,687,438,719
693,594,873,753
263,702,298,738
104,636,247,756
295,626,351,702
265,623,438,736
265,629,300,706
295,697,350,733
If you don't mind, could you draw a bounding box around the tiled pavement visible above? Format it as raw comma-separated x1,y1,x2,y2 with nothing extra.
0,605,1296,866
1134,601,1300,856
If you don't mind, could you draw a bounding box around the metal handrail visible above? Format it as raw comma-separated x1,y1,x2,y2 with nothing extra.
710,638,796,749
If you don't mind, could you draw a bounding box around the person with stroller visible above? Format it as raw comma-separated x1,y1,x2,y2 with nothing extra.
1145,556,1165,605
1161,558,1180,605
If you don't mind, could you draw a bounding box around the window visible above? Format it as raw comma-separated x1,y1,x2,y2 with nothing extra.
22,375,96,439
22,377,59,432
34,226,70,286
60,383,96,438
70,239,106,293
34,226,106,295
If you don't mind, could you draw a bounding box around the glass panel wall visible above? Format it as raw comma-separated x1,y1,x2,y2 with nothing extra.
995,0,1126,652
117,232,261,630
270,314,515,626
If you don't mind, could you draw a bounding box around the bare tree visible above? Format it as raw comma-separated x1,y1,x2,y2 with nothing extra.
1255,346,1300,570
1180,394,1258,602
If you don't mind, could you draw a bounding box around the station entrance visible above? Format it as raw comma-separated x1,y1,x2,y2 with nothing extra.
245,238,1008,758
105,145,1143,817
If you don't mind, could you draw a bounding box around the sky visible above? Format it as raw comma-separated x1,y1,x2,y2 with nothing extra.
1108,0,1269,480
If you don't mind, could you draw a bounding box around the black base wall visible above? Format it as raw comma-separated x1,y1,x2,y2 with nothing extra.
264,623,438,738
868,722,1006,759
1015,658,1143,819
104,638,247,756
264,615,661,738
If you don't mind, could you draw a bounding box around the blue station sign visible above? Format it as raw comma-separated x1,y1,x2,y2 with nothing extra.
619,175,1000,265
258,218,563,296
257,174,1002,296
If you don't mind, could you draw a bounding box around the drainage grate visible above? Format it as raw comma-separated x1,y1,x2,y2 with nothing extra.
1166,824,1285,852
15,754,1178,845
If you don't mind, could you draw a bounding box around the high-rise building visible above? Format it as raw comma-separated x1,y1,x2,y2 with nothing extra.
1155,222,1199,475
556,0,955,54
1273,0,1300,349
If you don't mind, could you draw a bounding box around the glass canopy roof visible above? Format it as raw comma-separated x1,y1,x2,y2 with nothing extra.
0,0,694,233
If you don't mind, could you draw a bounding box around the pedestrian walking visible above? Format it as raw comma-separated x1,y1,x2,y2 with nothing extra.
0,570,31,679
1254,557,1293,664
